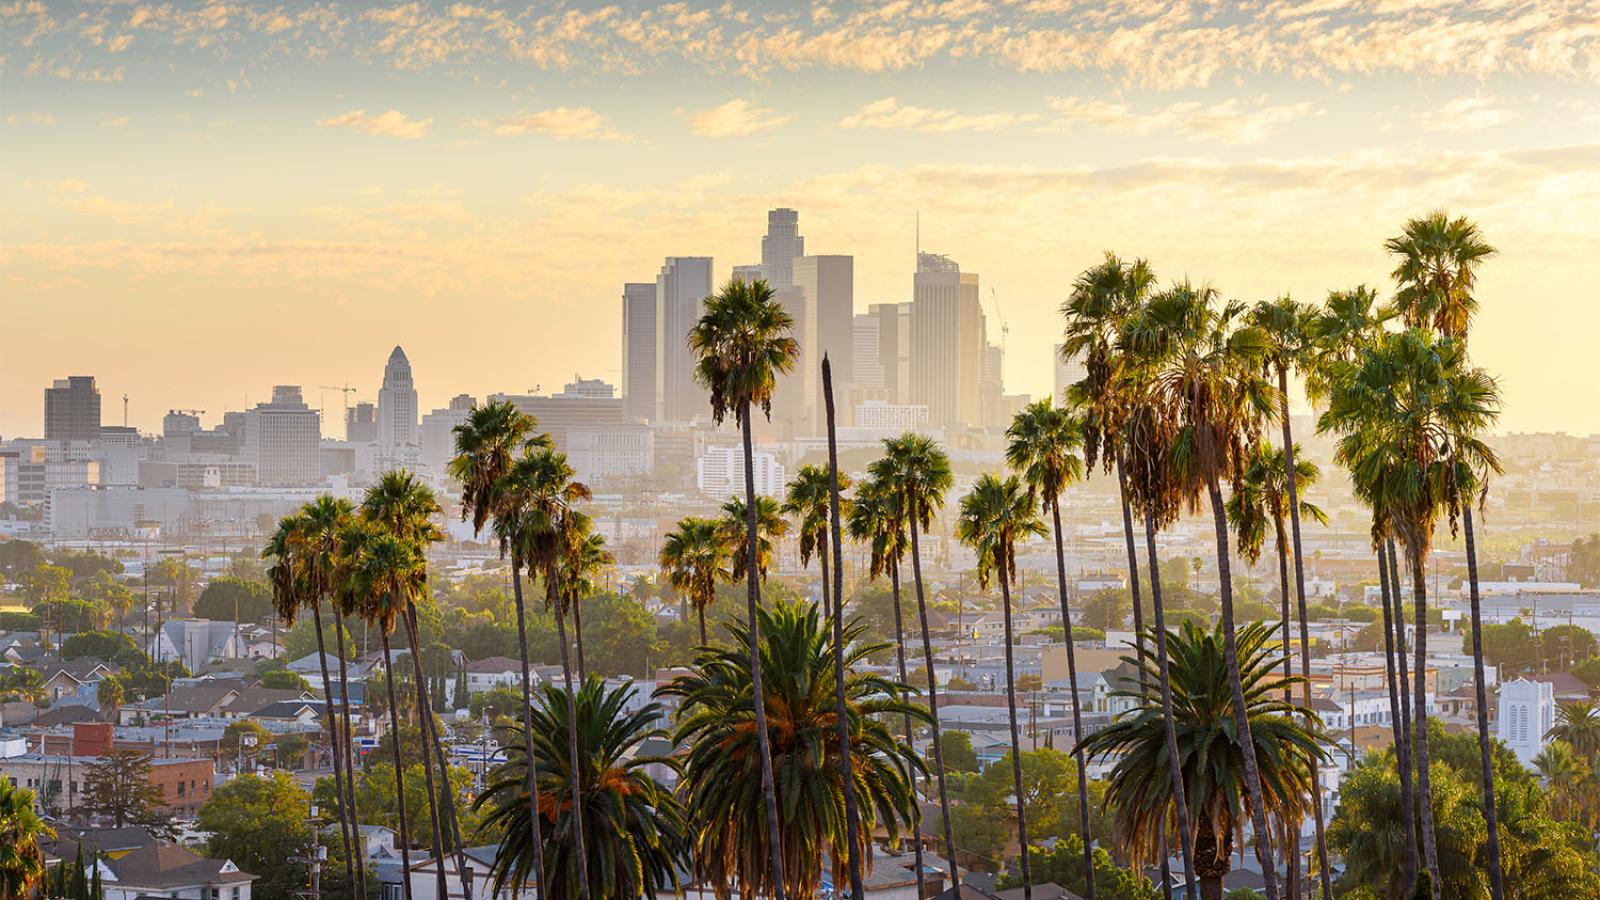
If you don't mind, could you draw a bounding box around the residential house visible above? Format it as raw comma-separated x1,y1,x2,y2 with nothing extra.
149,619,245,671
462,657,526,695
90,842,256,900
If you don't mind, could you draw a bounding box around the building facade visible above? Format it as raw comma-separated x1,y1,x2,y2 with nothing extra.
241,386,321,486
620,281,658,423
45,376,102,444
910,256,983,428
377,346,419,449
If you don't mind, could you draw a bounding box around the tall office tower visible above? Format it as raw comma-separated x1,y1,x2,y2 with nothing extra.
346,402,379,443
162,410,200,437
979,337,1006,427
760,208,803,290
1053,343,1087,404
793,254,854,426
656,256,714,423
851,314,885,390
869,302,912,403
621,282,658,423
732,264,764,284
378,346,419,448
243,386,322,486
421,394,476,473
44,376,102,444
910,258,984,428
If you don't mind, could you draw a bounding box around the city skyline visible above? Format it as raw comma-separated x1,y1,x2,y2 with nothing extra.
5,1,1600,437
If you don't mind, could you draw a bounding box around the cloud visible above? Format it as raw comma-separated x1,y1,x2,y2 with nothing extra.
317,109,431,140
101,115,130,128
837,97,1038,133
5,112,56,126
1045,96,1318,143
479,107,631,141
686,100,792,137
1418,95,1518,133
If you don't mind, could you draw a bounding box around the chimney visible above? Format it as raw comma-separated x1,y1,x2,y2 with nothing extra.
73,721,114,757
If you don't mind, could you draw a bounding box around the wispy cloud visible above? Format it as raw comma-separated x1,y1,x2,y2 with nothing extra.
1418,95,1518,133
838,97,1038,133
317,109,431,140
686,100,791,137
1045,96,1318,143
478,107,632,141
5,112,56,126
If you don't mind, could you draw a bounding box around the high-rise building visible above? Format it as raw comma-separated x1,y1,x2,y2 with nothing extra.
655,257,714,423
346,402,378,443
162,410,200,438
979,337,1005,428
421,394,475,474
44,376,102,444
732,264,764,284
378,346,419,448
869,302,912,403
621,282,658,423
491,378,623,451
851,314,885,390
760,208,803,290
243,386,322,486
794,255,854,422
697,445,786,497
910,258,983,428
1053,343,1087,405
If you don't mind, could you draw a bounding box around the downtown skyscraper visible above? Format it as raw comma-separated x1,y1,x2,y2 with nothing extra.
655,256,713,423
44,376,102,444
620,282,657,423
910,252,983,428
377,346,419,448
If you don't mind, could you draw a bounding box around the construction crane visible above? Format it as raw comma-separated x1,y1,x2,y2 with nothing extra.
988,287,1010,356
122,394,129,427
319,384,358,417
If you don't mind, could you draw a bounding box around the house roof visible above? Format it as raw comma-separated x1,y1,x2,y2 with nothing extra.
104,844,255,888
463,656,523,674
43,826,160,861
231,686,317,715
34,704,109,726
1530,672,1590,697
125,686,238,715
250,700,324,720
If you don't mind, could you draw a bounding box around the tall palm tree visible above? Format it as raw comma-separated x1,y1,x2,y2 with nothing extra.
1247,295,1333,899
659,517,729,646
782,464,850,617
556,519,612,681
1547,701,1600,760
460,404,553,900
1387,210,1505,900
663,600,927,900
719,494,790,585
1063,253,1187,898
1123,283,1282,900
1079,620,1327,900
1005,397,1097,898
1319,327,1498,899
871,432,962,896
845,474,924,897
476,678,688,899
362,471,452,900
689,276,801,898
957,472,1048,899
0,778,50,900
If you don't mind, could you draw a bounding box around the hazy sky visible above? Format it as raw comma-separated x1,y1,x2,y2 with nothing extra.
4,0,1599,438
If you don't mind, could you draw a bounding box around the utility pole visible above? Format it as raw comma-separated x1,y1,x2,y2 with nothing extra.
290,804,326,900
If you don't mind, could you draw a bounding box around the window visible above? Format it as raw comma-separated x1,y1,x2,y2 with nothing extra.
177,781,186,797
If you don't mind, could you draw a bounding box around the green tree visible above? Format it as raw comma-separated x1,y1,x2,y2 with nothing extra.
199,771,367,900
942,731,980,773
574,594,659,678
0,778,50,900
782,464,850,618
75,751,170,829
1001,835,1160,900
1083,588,1130,632
0,539,46,580
60,630,136,661
222,720,272,766
192,576,273,624
658,517,729,647
1570,534,1600,588
259,669,311,691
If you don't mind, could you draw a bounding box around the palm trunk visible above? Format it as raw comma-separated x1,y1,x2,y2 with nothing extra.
1463,507,1504,900
1277,368,1330,900
1386,540,1414,795
379,628,415,900
696,603,708,648
1407,548,1441,898
1204,478,1278,900
1143,514,1199,900
572,596,586,682
910,511,962,898
312,600,357,896
332,605,367,900
411,601,474,900
997,550,1032,899
1272,519,1299,900
1115,455,1173,900
401,612,451,900
819,537,832,621
739,402,788,900
821,356,865,899
1377,544,1418,888
1050,498,1095,900
889,558,926,899
549,576,591,900
510,562,547,900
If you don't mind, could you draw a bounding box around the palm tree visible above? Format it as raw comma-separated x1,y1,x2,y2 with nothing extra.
1532,741,1593,827
1319,327,1498,898
782,464,851,617
459,403,553,900
1387,210,1505,900
845,474,924,896
719,494,790,585
1547,700,1600,761
1063,254,1188,898
0,779,50,900
1079,620,1327,900
957,472,1048,898
1247,294,1332,899
476,678,688,899
556,518,611,681
871,432,962,895
688,276,800,898
659,517,729,646
362,471,452,900
663,600,927,899
1005,397,1097,898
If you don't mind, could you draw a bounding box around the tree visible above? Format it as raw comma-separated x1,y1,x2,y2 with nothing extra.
1547,701,1600,761
1001,836,1160,900
782,463,850,617
1083,588,1130,632
688,275,801,900
222,720,272,765
663,600,927,899
260,669,311,691
200,771,367,900
0,778,50,900
475,679,687,900
1078,620,1327,900
76,751,170,829
659,517,729,647
1570,534,1600,588
95,676,125,720
193,577,273,624
0,539,46,580
943,731,980,773
60,630,136,661
1538,625,1597,673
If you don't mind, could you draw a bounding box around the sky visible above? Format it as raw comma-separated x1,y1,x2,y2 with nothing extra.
3,0,1599,438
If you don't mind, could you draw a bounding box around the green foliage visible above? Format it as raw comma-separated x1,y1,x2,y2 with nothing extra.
1570,534,1600,588
1573,656,1600,688
192,577,273,624
351,762,481,850
199,771,367,900
0,540,46,579
942,731,980,773
950,801,1008,871
1082,587,1130,632
59,630,135,661
221,720,271,757
1423,717,1532,787
469,686,523,723
75,751,170,829
577,593,662,677
0,610,41,632
0,776,50,900
962,748,1089,847
258,669,311,691
1000,836,1161,899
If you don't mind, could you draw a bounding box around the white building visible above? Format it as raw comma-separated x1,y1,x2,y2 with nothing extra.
910,254,984,428
620,281,658,423
853,401,929,430
851,313,885,390
697,445,785,497
241,386,321,486
655,256,714,423
1496,676,1556,766
420,394,474,475
794,253,854,427
1053,343,1087,405
378,346,419,449
566,424,652,484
